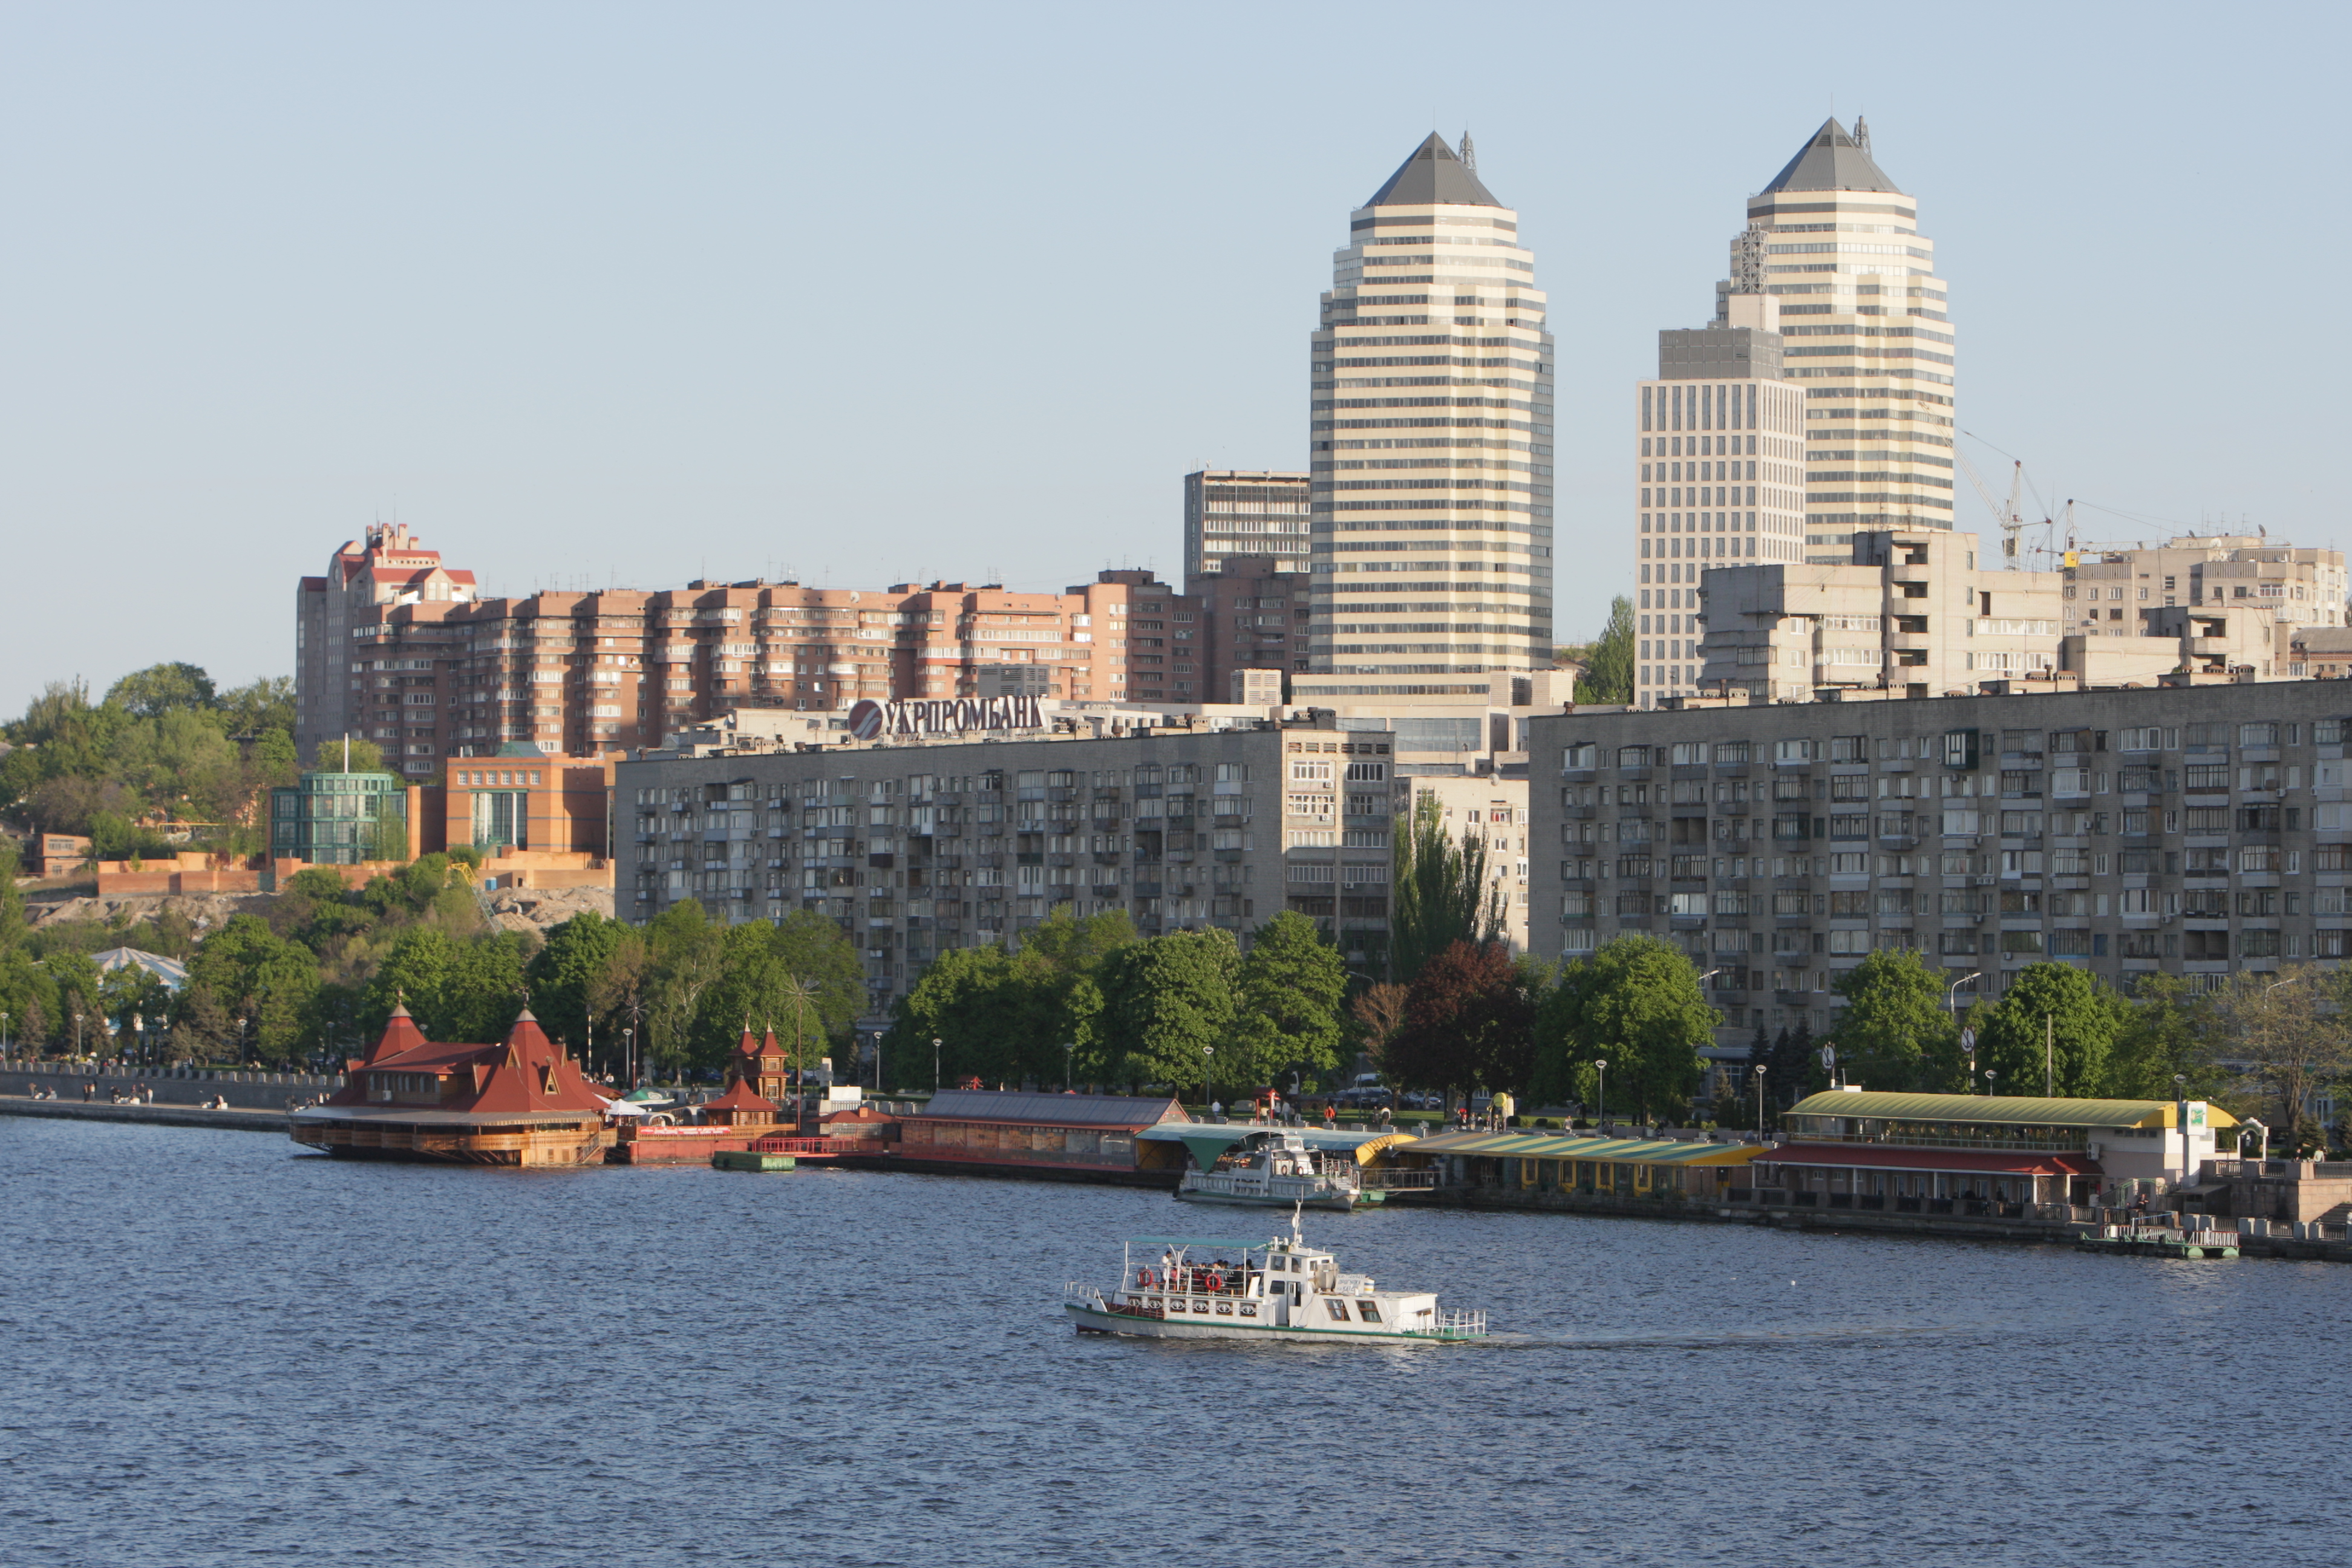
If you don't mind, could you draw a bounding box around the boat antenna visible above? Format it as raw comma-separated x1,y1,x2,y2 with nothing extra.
1289,1201,1304,1249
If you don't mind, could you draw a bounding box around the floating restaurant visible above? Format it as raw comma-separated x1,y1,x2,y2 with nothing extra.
1752,1090,2236,1216
892,1090,1193,1185
1396,1129,1762,1201
290,1005,614,1165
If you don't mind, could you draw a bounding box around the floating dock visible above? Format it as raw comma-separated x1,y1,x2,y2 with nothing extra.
713,1150,797,1172
2076,1226,2239,1259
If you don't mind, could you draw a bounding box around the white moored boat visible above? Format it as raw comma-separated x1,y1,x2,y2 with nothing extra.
1062,1213,1488,1344
1175,1128,1380,1211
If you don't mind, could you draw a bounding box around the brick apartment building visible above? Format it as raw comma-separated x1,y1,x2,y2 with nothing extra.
295,526,1307,778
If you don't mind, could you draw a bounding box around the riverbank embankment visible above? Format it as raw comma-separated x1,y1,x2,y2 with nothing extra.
0,1096,289,1133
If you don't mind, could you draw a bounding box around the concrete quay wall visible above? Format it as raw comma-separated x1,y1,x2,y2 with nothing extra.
1,1062,342,1112
0,1097,290,1134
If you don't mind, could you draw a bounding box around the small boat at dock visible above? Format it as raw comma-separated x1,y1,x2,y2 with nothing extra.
1175,1128,1378,1210
1062,1212,1488,1343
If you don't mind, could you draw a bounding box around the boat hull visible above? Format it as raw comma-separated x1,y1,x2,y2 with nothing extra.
1173,1184,1370,1212
1063,1301,1463,1344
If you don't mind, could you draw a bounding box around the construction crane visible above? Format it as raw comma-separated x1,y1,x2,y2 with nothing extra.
1958,441,2089,569
1958,452,2027,566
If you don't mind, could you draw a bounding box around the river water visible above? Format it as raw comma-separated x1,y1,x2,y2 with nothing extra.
1,1119,2339,1567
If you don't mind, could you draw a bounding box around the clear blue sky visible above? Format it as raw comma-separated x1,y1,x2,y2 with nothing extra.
4,1,2345,715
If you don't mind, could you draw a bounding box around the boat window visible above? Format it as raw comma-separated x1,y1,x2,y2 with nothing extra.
1324,1299,1351,1322
1359,1301,1382,1323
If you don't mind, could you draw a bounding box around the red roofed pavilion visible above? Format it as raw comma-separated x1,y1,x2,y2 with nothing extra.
290,1004,617,1165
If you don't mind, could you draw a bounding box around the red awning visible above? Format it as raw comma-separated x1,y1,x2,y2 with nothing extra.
1760,1143,2102,1178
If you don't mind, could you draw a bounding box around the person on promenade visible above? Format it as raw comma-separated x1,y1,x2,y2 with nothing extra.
83,1081,94,1102
1322,1102,1336,1129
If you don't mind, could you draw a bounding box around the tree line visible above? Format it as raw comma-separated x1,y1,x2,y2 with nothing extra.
2,664,309,860
0,840,867,1080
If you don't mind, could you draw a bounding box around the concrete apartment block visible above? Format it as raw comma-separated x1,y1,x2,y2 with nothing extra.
1298,132,1555,705
2064,535,2345,639
1695,529,2060,702
615,718,1397,1015
1531,683,2352,1048
1183,470,1310,585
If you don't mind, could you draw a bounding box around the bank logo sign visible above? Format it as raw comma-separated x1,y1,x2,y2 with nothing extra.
847,695,1046,740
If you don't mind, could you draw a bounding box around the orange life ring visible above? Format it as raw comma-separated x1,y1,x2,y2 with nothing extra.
1206,1270,1225,1292
1137,1268,1152,1286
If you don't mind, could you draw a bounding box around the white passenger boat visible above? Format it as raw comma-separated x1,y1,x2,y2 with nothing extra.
1062,1214,1488,1344
1175,1128,1380,1211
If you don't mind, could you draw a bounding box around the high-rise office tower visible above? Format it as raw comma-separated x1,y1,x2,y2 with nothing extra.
1630,296,1808,708
1296,132,1554,703
1734,118,1955,563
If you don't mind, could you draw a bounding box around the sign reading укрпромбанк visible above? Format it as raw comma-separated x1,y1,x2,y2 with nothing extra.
846,695,1045,740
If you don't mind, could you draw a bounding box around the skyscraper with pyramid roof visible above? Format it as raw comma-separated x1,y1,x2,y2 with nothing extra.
1737,117,1956,561
1293,132,1555,705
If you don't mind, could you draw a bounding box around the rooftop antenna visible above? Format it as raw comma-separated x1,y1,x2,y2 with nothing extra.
1459,129,1477,171
1854,114,1870,154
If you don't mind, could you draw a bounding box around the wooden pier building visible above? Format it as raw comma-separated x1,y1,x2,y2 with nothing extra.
290,1005,615,1165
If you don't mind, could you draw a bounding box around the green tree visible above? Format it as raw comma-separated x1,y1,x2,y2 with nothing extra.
177,914,317,1065
2104,975,2224,1102
697,913,867,1074
0,838,28,953
0,949,63,1054
1097,927,1240,1093
217,676,297,737
1829,949,1960,1091
892,943,1030,1087
639,900,727,1074
526,912,627,1050
2209,965,2352,1153
358,924,460,1036
1572,595,1634,705
1224,910,1348,1089
105,662,217,719
1530,933,1717,1123
436,931,537,1045
1010,905,1138,1080
1976,962,2123,1097
1390,794,1503,985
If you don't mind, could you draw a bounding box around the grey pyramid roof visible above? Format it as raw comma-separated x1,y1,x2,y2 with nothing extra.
1760,118,1903,195
1365,132,1501,209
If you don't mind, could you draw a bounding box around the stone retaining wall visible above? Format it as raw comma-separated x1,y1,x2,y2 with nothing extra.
0,1060,342,1112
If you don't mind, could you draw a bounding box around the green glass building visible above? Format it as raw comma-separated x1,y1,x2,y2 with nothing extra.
269,771,409,865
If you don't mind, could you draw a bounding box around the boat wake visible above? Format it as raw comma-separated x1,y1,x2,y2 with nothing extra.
1469,1322,1987,1352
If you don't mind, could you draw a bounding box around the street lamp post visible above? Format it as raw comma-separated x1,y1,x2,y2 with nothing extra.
622,1026,635,1091
1062,1041,1073,1094
1753,1064,1768,1142
1594,1058,1609,1130
2173,1071,2189,1191
1203,1045,1215,1118
874,1030,884,1094
1946,971,1981,1017
933,1036,942,1093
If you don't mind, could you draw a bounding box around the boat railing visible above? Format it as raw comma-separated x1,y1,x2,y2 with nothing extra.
1357,1168,1440,1191
1431,1309,1488,1341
